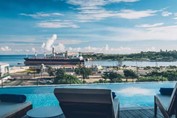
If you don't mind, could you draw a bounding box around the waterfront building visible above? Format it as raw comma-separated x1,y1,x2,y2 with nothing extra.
0,62,10,84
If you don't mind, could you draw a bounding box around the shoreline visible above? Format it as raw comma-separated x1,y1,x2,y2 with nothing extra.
10,66,30,73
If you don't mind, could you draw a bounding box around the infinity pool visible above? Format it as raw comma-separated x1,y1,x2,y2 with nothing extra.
0,82,175,108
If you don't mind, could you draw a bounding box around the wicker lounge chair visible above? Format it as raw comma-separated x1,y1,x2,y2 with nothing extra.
154,83,177,118
54,88,119,118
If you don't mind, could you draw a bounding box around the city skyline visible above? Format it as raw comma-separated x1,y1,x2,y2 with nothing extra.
1,0,177,54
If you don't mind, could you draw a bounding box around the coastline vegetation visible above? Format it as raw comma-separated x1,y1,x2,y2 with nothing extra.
82,50,177,61
4,57,177,86
45,66,177,84
102,71,122,83
44,65,177,84
53,69,82,84
137,76,168,82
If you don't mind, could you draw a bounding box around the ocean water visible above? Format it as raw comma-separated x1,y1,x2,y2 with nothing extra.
0,55,28,66
1,55,177,67
0,82,175,108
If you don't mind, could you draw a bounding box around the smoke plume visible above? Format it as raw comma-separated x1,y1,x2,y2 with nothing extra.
42,34,57,51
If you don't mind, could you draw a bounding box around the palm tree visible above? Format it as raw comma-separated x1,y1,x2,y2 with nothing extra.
75,67,92,83
38,64,45,85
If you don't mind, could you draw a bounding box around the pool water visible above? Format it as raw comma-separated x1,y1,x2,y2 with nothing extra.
0,82,175,108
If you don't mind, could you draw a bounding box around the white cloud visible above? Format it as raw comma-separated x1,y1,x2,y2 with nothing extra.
14,49,23,52
68,0,152,22
110,0,139,2
0,46,12,52
0,46,11,51
77,9,157,22
68,0,139,7
147,47,157,52
59,39,85,45
54,43,65,52
32,48,36,52
173,13,177,19
25,49,30,52
42,34,57,51
116,9,157,19
37,20,79,28
161,11,172,17
106,25,177,41
20,12,63,18
136,23,164,28
77,8,113,22
174,13,177,16
68,45,135,54
41,34,66,53
68,0,105,7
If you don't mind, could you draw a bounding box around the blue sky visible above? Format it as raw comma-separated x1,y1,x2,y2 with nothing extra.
1,0,177,54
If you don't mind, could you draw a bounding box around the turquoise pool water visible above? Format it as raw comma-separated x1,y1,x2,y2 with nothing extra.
0,82,175,108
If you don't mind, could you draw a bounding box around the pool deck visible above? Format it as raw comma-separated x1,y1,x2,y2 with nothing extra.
22,107,176,118
120,107,159,118
120,107,176,118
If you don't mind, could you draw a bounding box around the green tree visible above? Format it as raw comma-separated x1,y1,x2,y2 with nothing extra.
102,72,109,81
109,72,122,83
137,76,167,82
75,67,92,80
102,72,122,83
53,68,82,84
123,69,138,82
47,66,55,76
54,68,65,84
58,74,82,84
162,70,177,81
147,71,161,76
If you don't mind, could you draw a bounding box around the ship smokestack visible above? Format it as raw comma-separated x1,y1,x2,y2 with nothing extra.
65,51,68,58
52,46,55,55
52,46,56,57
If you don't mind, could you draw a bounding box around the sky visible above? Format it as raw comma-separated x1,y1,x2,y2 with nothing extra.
1,0,177,54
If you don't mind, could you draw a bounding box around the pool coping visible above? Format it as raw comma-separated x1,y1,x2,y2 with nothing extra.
120,106,154,111
1,81,176,88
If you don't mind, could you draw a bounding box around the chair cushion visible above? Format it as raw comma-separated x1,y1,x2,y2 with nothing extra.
0,102,31,118
113,98,119,118
156,94,171,110
0,94,26,103
159,88,173,96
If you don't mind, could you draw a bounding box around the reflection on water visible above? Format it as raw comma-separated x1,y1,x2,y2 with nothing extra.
117,87,156,96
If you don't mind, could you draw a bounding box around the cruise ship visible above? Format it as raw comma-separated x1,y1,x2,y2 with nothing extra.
24,48,84,66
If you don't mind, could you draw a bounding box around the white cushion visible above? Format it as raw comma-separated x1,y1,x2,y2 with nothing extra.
156,94,171,110
113,98,119,118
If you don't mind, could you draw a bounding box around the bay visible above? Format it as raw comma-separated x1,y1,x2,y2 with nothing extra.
1,55,177,67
